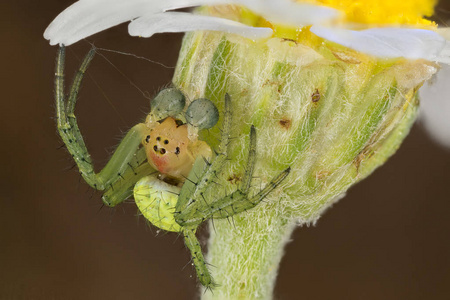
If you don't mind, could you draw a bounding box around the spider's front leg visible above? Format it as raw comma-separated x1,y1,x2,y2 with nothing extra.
174,94,233,225
55,46,154,206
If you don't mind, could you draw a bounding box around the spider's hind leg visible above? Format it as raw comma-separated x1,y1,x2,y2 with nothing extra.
186,126,290,223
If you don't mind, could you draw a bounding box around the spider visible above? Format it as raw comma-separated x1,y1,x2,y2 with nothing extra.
54,45,290,288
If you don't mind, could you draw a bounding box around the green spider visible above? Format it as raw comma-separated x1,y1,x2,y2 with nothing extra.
54,46,290,288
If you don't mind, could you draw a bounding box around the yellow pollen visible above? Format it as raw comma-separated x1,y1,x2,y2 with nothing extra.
302,0,437,27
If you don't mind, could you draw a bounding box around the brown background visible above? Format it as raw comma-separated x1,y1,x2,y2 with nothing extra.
1,1,450,299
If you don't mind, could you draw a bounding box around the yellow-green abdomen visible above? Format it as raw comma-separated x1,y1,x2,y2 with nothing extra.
134,175,182,232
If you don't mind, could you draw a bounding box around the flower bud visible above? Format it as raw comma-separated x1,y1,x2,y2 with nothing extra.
173,27,437,299
174,30,437,222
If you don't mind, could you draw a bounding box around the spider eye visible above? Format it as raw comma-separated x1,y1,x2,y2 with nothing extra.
150,88,186,120
185,98,219,129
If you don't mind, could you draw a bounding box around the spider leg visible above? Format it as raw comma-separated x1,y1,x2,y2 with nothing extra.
182,227,215,288
175,94,232,223
102,147,155,206
209,167,291,220
239,125,257,194
55,46,154,206
177,126,290,226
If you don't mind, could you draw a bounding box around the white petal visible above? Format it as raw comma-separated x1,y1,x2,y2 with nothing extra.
44,0,234,45
44,0,152,46
44,0,339,46
129,12,272,39
419,64,450,148
310,26,450,63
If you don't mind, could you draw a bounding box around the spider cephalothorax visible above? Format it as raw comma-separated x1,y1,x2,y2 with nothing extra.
141,88,218,183
54,46,290,288
144,116,199,181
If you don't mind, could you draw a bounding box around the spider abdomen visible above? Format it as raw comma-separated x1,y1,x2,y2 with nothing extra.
134,175,182,232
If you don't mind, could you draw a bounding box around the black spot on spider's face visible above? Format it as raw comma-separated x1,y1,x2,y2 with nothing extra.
156,136,161,141
153,145,158,152
145,135,150,143
175,147,180,155
160,148,166,154
164,139,169,145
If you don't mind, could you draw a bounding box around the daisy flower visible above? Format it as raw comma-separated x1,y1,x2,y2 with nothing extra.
45,1,450,299
44,0,450,62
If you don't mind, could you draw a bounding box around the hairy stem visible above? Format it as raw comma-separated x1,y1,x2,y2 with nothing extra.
203,206,296,299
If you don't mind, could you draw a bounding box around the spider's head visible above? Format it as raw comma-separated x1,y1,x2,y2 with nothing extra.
142,88,219,183
143,117,194,181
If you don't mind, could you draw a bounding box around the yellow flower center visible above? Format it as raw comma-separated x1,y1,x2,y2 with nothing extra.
303,0,437,27
203,0,438,46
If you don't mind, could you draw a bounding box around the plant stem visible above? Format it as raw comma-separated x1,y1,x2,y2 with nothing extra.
203,207,296,300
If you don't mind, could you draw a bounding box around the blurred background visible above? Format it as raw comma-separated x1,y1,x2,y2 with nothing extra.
1,0,450,299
